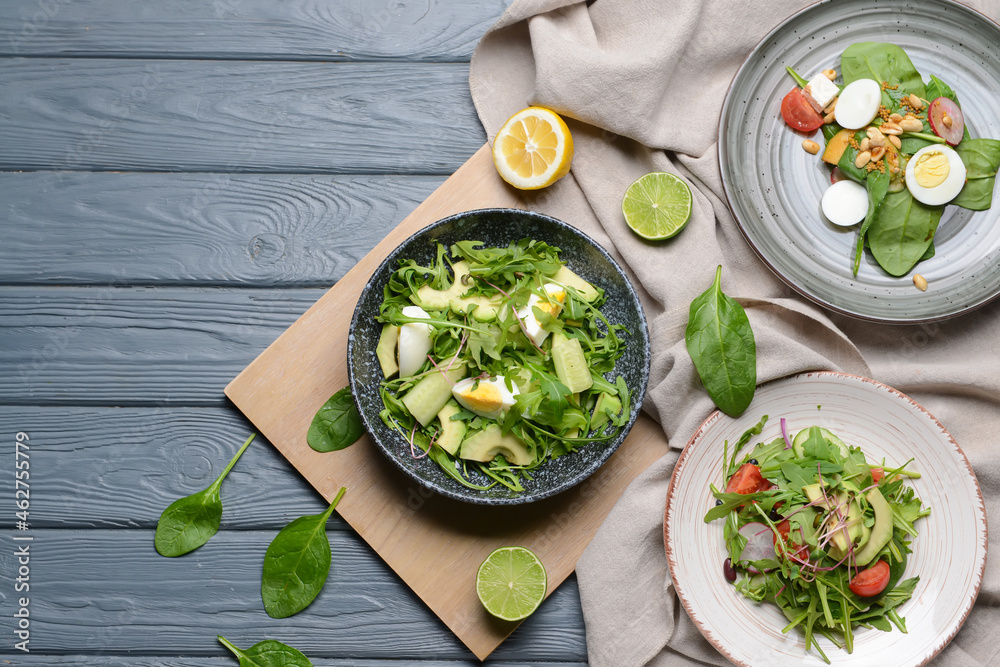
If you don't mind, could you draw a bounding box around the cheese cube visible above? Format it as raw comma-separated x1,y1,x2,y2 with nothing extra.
801,73,839,114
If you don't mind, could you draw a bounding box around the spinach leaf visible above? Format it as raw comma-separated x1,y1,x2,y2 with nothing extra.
837,130,869,184
307,387,364,452
841,42,925,99
867,190,943,276
853,168,891,275
218,635,312,666
953,139,1000,210
685,266,756,417
261,487,346,618
154,433,255,557
921,243,936,261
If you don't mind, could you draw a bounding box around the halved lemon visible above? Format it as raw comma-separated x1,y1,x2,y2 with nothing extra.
492,107,574,190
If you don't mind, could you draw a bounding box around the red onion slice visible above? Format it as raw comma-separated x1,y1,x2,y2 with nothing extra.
739,522,777,571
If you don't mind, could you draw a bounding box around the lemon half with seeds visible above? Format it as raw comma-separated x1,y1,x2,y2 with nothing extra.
492,107,574,190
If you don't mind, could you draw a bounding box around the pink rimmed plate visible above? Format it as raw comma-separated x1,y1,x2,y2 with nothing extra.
663,372,987,666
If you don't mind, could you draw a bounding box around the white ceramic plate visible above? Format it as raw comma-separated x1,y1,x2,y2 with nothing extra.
719,0,1000,322
664,372,987,667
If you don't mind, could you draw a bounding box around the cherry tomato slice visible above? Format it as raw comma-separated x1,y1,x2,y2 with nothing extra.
849,560,891,597
871,467,885,484
725,463,770,495
781,87,824,132
773,520,810,561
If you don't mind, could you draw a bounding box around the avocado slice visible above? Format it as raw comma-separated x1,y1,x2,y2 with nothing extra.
413,260,471,310
459,424,532,466
591,392,622,430
449,293,504,322
553,266,600,302
853,488,893,567
435,401,467,455
375,324,399,378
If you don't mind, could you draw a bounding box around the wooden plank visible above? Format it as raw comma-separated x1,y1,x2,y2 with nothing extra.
0,286,325,406
226,145,670,659
0,60,483,173
0,530,586,661
10,659,584,667
0,407,337,530
0,172,444,286
0,0,509,61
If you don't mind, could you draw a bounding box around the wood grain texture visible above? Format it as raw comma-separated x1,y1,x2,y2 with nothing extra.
0,530,586,661
0,407,336,529
0,172,444,286
0,60,484,173
0,0,510,61
9,659,584,667
0,286,324,406
226,145,671,660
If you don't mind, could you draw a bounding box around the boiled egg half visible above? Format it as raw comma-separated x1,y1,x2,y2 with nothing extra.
517,283,566,347
451,376,519,420
834,79,882,130
821,179,869,227
397,305,432,378
905,144,967,206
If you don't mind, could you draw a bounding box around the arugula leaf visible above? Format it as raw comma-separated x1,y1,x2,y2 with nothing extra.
261,487,346,618
154,433,255,557
953,139,1000,210
685,266,757,417
867,190,942,276
307,388,364,453
218,636,313,667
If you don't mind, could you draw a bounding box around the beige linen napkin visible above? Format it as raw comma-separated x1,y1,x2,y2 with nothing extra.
470,0,1000,665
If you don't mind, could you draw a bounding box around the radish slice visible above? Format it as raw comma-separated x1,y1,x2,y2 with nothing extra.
928,97,965,146
830,167,846,185
739,522,777,571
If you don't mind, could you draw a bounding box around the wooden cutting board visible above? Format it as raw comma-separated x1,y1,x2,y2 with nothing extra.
225,144,668,661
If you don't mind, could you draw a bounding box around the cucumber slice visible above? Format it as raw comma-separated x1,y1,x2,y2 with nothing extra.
551,333,593,393
792,427,849,459
413,260,471,310
401,364,466,427
375,324,399,378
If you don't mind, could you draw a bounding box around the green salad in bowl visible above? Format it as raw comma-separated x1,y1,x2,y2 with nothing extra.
347,208,650,505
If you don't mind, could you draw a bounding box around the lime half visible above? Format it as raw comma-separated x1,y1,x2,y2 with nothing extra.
622,172,692,240
476,546,547,621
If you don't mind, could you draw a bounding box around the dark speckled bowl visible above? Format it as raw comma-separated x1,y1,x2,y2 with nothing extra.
347,208,650,505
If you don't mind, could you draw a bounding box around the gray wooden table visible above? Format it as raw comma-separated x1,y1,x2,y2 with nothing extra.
0,1,592,664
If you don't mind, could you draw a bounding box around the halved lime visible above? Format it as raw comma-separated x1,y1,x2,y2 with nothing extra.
476,546,547,621
622,172,692,240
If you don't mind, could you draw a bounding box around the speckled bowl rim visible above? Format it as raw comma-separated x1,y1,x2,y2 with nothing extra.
347,207,651,505
717,0,1000,324
663,370,988,667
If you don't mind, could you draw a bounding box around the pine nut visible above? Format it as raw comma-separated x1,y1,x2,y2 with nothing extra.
909,94,924,110
802,140,820,154
900,118,924,133
889,113,904,123
881,122,903,135
823,68,837,80
870,146,886,162
904,113,917,121
823,112,835,124
867,127,885,146
855,151,872,169
888,134,902,149
824,97,838,114
860,137,871,152
943,113,953,128
913,274,928,291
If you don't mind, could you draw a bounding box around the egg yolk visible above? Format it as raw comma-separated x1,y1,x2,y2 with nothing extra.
459,383,503,413
913,151,950,188
535,290,566,317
